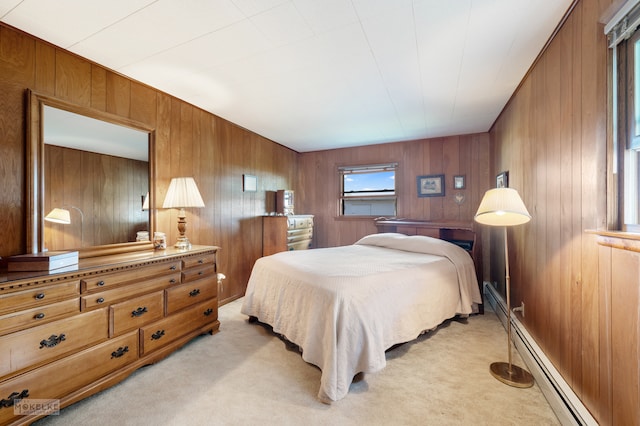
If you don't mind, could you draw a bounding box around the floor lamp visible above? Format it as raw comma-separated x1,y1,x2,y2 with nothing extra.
474,187,533,388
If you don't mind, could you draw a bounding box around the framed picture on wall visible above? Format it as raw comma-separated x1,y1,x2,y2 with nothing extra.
417,174,445,197
453,175,465,189
496,171,509,188
243,174,257,192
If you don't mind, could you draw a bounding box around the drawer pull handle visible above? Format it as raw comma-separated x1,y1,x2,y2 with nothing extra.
189,289,201,297
35,293,45,300
198,271,204,276
0,389,29,409
34,313,45,320
111,346,129,359
170,265,177,270
169,278,177,284
97,280,105,286
39,333,66,349
96,297,105,304
151,330,165,340
204,308,213,316
131,307,148,317
198,259,204,264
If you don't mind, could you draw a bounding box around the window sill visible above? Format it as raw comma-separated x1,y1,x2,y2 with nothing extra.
587,229,640,253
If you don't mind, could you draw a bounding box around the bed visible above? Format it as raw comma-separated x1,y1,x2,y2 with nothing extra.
240,231,482,403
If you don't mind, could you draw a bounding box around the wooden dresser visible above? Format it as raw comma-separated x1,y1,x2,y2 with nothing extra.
262,215,314,256
0,245,219,425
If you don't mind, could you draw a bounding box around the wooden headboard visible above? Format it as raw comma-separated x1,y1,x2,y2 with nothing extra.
374,218,483,312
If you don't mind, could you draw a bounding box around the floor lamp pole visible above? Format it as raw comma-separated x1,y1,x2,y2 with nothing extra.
489,226,534,388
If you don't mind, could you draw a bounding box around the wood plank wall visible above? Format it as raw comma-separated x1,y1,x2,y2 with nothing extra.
488,0,632,423
297,134,491,248
44,145,149,250
0,23,298,303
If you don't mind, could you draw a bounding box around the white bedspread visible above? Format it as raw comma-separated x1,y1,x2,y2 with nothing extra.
241,233,481,402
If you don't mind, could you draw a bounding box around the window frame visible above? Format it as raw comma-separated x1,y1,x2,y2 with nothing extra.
338,163,398,217
607,1,640,231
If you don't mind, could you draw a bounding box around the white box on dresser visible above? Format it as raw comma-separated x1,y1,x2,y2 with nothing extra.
0,245,219,426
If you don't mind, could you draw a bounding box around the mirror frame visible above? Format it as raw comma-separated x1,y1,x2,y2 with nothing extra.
27,89,156,257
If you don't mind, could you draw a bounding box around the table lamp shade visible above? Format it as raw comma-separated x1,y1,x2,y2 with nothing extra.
162,177,205,209
474,188,531,227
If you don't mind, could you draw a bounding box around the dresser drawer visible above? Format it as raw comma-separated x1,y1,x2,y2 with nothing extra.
0,308,108,379
109,291,164,337
81,260,182,292
0,330,138,425
0,298,80,336
140,299,218,355
181,264,215,283
81,272,180,310
165,277,216,314
182,253,215,270
0,280,79,316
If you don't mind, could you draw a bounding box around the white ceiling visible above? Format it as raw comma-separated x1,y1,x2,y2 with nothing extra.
0,0,571,153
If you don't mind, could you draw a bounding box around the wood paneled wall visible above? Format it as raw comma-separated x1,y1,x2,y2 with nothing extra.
0,23,298,303
44,145,149,250
297,134,491,248
489,0,627,423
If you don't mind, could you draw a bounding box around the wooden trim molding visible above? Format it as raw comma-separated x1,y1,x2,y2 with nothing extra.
588,229,640,252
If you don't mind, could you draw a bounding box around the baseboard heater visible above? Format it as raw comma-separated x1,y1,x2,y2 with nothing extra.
483,282,597,426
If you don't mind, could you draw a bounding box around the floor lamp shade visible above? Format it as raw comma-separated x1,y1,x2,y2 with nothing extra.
163,177,205,249
474,188,531,226
474,187,533,388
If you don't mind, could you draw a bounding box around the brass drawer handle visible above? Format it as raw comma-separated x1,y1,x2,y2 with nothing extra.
111,346,129,359
204,308,213,317
0,389,29,409
97,280,105,287
198,259,204,264
170,265,177,270
39,333,66,349
35,293,45,300
131,307,148,317
198,271,204,276
96,297,105,304
169,278,177,284
34,313,45,320
151,330,165,340
189,289,201,297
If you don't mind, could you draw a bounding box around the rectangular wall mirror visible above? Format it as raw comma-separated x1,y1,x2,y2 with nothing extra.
27,90,156,257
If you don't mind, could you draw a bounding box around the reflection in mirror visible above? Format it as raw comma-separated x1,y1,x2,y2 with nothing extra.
43,107,150,251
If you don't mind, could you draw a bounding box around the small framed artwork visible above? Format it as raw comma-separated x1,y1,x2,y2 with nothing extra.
243,174,257,192
417,174,445,197
496,171,509,188
453,175,466,189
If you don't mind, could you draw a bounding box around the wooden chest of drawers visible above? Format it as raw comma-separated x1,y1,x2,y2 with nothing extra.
0,246,219,425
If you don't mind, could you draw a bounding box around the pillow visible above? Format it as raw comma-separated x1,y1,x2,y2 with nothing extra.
355,232,466,257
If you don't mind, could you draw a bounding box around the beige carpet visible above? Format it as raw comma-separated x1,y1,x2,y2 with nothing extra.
34,298,560,426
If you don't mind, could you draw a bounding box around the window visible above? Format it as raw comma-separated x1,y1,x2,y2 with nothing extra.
339,163,397,216
608,1,640,228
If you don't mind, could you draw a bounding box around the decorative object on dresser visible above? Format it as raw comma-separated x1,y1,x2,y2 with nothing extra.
262,215,313,256
7,251,79,272
474,187,532,388
162,177,205,250
0,245,219,425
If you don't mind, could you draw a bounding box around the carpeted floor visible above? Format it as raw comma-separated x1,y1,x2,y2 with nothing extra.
34,298,560,426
